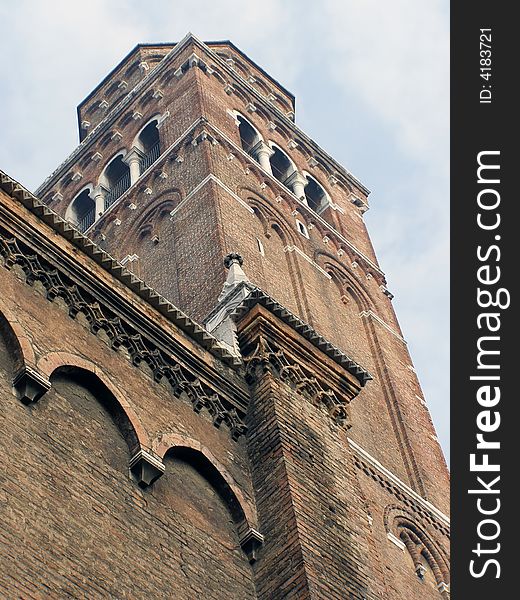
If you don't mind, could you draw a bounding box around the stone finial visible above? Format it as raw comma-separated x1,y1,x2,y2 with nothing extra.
219,254,250,302
224,253,243,268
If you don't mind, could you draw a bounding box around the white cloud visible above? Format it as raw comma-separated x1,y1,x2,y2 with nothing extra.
318,0,449,172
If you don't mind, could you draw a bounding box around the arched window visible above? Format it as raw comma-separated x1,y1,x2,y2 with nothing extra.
269,146,295,185
304,175,329,213
134,119,161,174
66,188,95,233
102,154,131,210
237,115,260,156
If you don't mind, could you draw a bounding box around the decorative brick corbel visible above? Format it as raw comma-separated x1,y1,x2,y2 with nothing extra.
12,366,51,405
129,449,165,488
239,527,264,564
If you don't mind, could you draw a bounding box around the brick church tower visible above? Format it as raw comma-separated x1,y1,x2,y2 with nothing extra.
0,34,449,598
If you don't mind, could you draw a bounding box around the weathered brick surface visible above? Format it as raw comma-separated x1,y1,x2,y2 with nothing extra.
1,35,450,599
0,354,255,599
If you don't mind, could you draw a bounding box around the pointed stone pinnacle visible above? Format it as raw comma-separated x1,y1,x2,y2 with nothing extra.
219,254,249,301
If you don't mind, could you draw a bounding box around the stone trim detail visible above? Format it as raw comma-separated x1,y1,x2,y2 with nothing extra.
284,245,332,280
12,365,51,405
239,528,264,564
0,230,247,441
231,287,372,386
129,449,165,488
359,310,407,344
169,174,254,220
244,336,352,427
387,531,406,550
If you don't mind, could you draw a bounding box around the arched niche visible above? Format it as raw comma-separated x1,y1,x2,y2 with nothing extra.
149,445,258,596
99,152,131,209
385,506,450,595
65,186,96,232
269,143,296,185
246,194,305,315
398,522,450,593
47,365,142,462
0,308,35,376
132,117,161,174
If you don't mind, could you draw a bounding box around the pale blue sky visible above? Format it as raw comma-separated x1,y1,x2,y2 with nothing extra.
0,0,450,462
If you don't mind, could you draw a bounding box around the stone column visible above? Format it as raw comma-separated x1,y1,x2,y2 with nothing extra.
250,140,274,174
90,185,107,219
285,170,308,200
123,148,143,186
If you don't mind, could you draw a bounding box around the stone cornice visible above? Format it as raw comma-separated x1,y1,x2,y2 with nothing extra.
0,216,248,439
243,335,354,427
231,287,372,387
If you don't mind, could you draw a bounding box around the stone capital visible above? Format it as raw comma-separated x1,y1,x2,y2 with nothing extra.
250,140,274,159
284,170,307,188
123,147,144,166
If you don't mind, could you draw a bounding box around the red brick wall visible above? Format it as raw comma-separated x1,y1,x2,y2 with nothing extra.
7,37,450,598
0,241,257,599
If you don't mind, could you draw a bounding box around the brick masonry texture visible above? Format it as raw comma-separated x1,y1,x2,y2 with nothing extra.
1,35,449,599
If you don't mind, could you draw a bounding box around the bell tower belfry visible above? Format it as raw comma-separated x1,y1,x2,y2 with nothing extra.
32,33,450,599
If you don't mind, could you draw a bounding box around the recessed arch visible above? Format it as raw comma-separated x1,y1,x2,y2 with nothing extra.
243,191,299,247
385,505,450,587
36,352,149,455
153,433,258,531
268,142,296,185
0,305,37,373
132,115,161,150
302,171,331,214
315,251,375,312
65,185,95,232
126,189,182,246
132,116,162,175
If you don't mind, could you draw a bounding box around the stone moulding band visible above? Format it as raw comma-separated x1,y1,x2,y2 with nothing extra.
348,437,450,529
359,310,407,344
169,173,254,219
284,245,332,280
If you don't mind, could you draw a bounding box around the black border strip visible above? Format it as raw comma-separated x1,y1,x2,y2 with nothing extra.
451,4,514,596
